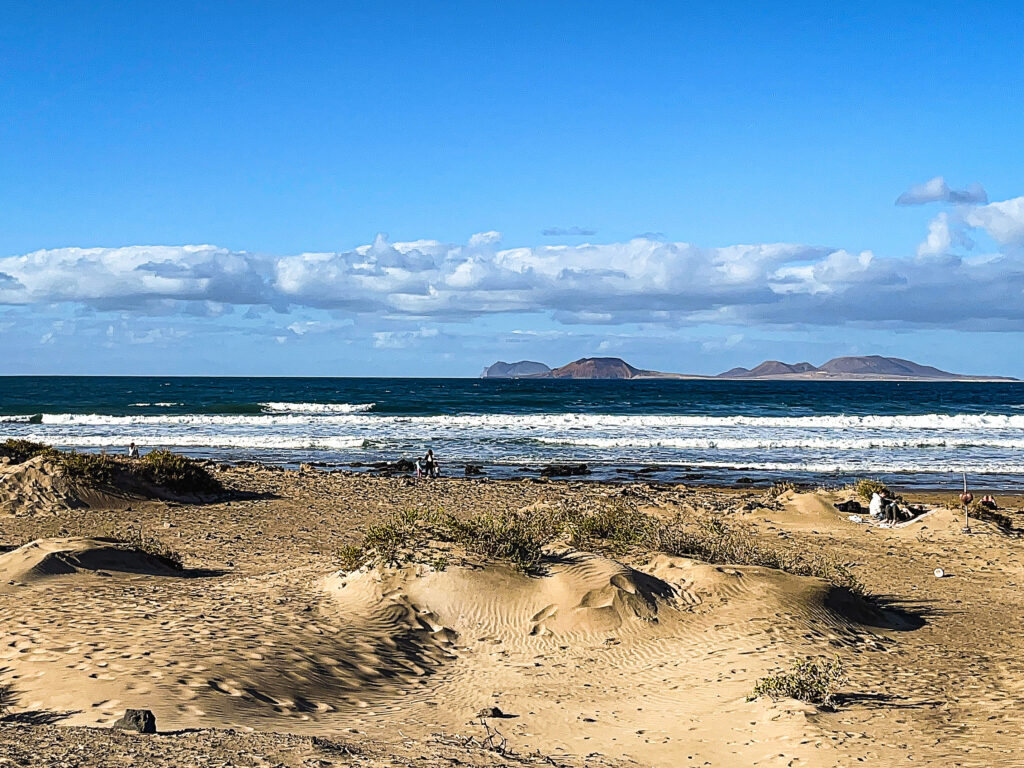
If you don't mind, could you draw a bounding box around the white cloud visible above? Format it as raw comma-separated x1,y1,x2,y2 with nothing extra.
372,327,440,349
702,333,744,352
963,197,1024,247
3,194,1024,332
127,327,189,345
896,176,988,206
0,245,274,309
542,226,597,236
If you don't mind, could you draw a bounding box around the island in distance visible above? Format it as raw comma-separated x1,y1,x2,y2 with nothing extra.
481,355,1017,381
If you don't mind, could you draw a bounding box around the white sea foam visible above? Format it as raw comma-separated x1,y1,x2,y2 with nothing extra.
31,413,359,426
682,459,1024,475
5,405,1024,478
13,411,1024,430
531,436,1024,450
28,434,369,450
260,402,375,414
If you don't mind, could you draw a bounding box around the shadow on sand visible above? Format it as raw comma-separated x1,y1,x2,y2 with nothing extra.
0,668,79,725
825,588,945,631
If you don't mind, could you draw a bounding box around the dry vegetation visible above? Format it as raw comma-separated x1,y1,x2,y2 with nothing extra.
854,478,891,501
0,439,221,495
764,480,798,500
339,496,865,594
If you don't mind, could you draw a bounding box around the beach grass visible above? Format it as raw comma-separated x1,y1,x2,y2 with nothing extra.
339,497,865,594
1,439,221,496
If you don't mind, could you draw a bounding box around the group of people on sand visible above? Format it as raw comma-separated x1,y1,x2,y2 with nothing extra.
867,489,930,526
416,449,440,479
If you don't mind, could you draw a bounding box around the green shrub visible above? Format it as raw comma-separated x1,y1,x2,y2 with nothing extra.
139,449,221,494
854,478,890,502
337,544,367,571
429,553,450,571
444,508,550,572
555,498,656,551
58,451,117,484
0,438,57,464
1,439,115,483
2,441,219,496
337,506,552,574
361,517,412,566
748,656,846,709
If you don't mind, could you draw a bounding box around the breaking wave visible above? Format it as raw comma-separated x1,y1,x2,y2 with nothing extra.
7,411,1024,430
29,434,370,451
531,436,1024,450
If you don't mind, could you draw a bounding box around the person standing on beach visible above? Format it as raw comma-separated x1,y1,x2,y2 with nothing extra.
423,449,440,478
128,442,140,459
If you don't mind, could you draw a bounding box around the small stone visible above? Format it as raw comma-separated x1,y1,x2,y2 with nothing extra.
112,708,157,734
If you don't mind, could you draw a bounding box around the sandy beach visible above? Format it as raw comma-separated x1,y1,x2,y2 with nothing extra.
1,462,1022,767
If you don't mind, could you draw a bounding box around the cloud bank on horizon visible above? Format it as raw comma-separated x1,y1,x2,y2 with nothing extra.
2,180,1021,335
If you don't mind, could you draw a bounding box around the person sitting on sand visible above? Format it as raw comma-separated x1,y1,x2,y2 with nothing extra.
869,491,884,520
128,442,140,459
881,492,910,525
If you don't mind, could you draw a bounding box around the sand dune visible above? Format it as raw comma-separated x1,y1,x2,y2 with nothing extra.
1,536,884,766
3,469,1024,766
0,455,84,515
0,537,181,586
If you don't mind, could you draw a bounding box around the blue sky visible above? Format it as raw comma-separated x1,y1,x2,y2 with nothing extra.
1,1,1023,376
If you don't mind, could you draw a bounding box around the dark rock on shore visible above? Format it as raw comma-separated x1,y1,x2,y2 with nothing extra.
475,706,509,718
637,465,667,474
464,464,484,476
348,459,417,475
539,463,591,477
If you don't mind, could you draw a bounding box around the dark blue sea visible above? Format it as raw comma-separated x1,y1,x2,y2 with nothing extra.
2,377,1024,490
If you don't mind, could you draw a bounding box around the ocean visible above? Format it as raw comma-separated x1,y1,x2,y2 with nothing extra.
2,376,1023,490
